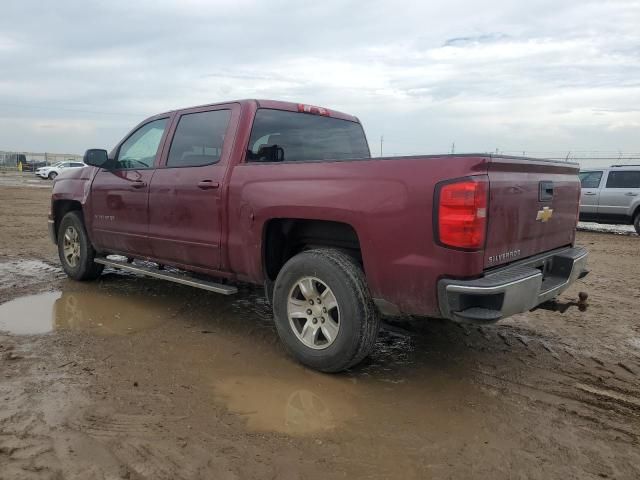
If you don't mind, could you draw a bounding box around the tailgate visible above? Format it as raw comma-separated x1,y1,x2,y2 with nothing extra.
484,157,580,269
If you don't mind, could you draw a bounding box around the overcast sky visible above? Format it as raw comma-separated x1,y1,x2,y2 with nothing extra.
0,0,639,162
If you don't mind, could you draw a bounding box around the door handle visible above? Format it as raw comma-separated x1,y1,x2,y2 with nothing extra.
197,180,220,190
131,180,147,189
583,192,597,196
624,192,638,196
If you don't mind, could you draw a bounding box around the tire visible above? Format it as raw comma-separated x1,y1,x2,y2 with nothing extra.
634,212,640,235
272,248,380,372
48,171,58,180
57,211,104,281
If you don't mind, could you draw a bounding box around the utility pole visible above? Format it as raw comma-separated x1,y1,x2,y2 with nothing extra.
380,135,384,157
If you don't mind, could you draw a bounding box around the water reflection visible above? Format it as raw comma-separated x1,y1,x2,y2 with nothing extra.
53,289,169,335
0,291,61,334
0,288,172,336
214,374,357,435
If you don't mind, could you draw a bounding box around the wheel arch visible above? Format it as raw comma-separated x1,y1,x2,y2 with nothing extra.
52,199,84,242
632,202,640,222
262,218,363,283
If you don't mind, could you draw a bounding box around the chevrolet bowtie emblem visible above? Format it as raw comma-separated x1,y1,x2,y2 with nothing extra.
536,206,553,222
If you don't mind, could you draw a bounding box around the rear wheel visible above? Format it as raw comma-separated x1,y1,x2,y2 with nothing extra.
634,212,640,235
57,211,104,281
272,249,379,372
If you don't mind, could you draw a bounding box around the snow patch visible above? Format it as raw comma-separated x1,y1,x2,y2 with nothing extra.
577,222,637,236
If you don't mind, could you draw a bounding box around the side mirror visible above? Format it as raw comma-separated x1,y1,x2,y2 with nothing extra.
83,149,110,168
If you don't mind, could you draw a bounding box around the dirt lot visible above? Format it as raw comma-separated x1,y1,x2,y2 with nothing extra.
1,180,639,479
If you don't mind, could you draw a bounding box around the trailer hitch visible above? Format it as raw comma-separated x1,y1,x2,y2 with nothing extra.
535,291,589,314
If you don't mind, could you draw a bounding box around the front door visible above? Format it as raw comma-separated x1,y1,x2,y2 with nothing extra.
90,118,169,256
148,106,237,270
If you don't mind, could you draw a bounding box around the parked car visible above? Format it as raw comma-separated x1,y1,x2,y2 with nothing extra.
48,99,588,372
579,165,640,234
36,161,85,180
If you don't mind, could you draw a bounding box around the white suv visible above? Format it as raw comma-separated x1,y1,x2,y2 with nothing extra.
579,165,640,234
35,161,85,180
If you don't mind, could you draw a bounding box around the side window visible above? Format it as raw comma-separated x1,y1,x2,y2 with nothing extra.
116,118,168,170
166,110,231,168
605,171,640,189
579,171,603,189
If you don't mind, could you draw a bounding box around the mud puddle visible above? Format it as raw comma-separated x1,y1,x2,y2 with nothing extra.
0,284,176,336
1,275,505,443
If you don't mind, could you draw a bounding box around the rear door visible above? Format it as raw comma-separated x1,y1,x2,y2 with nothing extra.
147,104,239,270
578,170,604,218
90,118,169,256
597,169,640,219
484,157,580,269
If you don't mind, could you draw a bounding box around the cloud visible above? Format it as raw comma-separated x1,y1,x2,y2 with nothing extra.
0,0,638,166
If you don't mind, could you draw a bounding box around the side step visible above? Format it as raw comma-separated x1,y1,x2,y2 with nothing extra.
94,257,238,295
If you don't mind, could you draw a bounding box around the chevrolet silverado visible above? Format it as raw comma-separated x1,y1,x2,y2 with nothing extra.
49,99,588,372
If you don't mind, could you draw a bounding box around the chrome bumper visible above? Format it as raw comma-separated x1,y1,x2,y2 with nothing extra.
438,246,588,322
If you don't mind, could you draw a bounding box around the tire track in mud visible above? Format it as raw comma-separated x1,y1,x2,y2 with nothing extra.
64,409,240,480
466,325,640,446
0,259,64,304
386,317,640,449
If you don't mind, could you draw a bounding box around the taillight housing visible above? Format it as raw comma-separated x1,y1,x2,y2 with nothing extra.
436,176,488,250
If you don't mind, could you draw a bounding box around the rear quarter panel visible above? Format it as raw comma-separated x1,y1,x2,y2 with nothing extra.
227,155,490,316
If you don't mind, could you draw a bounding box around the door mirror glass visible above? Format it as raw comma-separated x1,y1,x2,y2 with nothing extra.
83,149,110,168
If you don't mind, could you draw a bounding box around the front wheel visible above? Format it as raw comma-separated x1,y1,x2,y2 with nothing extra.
48,171,58,180
634,212,640,235
57,211,104,281
272,249,380,372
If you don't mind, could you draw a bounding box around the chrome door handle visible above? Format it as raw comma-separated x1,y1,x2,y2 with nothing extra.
131,180,147,189
583,192,597,196
197,180,220,190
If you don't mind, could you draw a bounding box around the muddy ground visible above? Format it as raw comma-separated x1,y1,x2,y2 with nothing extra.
0,177,639,479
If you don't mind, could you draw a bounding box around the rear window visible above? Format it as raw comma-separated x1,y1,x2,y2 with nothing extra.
246,109,370,163
605,170,640,188
579,171,603,188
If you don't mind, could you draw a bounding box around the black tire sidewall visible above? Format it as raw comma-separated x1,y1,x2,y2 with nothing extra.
49,172,57,180
272,251,368,371
634,213,640,235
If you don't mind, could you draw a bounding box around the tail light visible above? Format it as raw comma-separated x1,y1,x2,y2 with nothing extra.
436,176,488,250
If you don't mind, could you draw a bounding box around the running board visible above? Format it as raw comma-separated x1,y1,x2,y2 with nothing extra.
94,257,238,295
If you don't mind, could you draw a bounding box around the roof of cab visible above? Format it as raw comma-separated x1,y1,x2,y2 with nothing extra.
151,99,360,123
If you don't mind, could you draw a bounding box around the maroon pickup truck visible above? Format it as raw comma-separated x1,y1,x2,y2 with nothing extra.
49,99,588,372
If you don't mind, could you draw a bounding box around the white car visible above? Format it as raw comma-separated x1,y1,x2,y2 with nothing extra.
36,161,85,180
